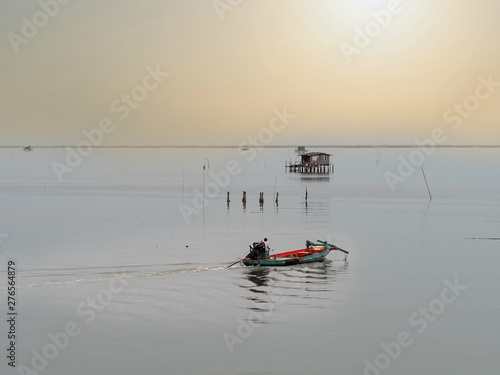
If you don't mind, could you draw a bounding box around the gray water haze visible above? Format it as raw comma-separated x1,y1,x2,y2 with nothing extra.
1,147,499,375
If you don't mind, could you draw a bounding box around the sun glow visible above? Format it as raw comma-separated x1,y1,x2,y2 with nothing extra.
303,0,451,56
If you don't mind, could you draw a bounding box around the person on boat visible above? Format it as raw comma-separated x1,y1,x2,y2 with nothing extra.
262,238,270,259
263,238,270,252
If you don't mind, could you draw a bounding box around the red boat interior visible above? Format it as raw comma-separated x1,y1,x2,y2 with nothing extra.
269,248,328,259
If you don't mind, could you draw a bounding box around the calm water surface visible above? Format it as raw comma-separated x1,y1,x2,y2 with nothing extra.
1,148,499,374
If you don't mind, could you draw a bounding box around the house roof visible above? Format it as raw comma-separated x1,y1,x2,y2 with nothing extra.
301,152,331,156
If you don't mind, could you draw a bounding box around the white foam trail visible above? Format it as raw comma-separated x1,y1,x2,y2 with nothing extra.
7,265,228,288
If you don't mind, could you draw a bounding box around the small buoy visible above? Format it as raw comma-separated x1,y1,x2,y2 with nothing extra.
186,245,189,248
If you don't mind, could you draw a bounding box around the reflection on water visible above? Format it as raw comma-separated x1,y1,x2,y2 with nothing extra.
238,261,349,314
301,197,330,218
284,175,331,183
299,176,331,182
245,267,272,288
4,147,500,375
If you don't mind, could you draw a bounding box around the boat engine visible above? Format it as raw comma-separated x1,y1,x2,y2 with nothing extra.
248,242,267,260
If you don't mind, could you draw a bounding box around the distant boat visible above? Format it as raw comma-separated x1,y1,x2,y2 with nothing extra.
241,145,250,151
23,146,33,152
241,240,348,267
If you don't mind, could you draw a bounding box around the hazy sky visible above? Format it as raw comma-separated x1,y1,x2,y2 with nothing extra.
1,0,499,145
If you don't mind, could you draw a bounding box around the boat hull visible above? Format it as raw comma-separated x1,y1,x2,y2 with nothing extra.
242,249,331,267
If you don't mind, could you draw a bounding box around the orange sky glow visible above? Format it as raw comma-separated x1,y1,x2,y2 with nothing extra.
1,0,499,146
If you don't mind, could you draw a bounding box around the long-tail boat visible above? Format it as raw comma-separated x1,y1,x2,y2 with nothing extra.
241,240,348,267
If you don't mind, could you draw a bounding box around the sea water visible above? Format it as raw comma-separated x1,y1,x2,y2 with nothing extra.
0,147,499,375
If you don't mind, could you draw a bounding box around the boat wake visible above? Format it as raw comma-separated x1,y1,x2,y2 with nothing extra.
14,264,228,288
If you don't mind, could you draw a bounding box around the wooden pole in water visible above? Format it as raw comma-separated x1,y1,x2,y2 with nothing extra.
273,176,277,200
227,192,230,204
242,191,246,203
259,192,264,205
275,192,279,205
202,165,206,208
421,166,432,201
305,186,308,201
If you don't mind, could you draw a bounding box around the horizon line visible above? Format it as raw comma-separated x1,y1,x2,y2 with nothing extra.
1,145,500,149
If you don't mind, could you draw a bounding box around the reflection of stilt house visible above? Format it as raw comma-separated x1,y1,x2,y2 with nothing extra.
286,152,333,173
